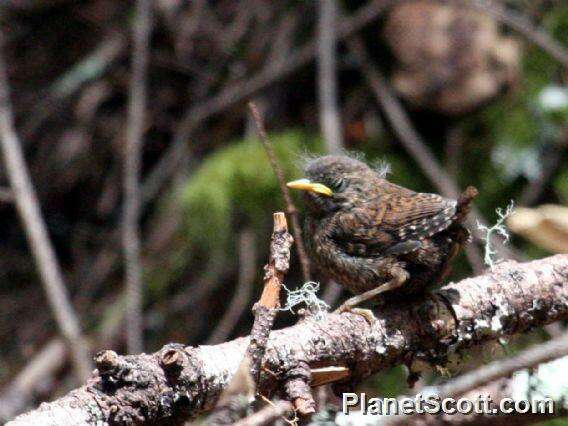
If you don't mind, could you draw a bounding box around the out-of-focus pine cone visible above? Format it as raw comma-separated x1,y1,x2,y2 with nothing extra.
383,0,521,115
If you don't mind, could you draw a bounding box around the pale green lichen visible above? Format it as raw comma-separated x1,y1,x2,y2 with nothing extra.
280,282,329,321
477,201,515,269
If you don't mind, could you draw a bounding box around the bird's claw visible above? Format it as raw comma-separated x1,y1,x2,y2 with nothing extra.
335,306,377,326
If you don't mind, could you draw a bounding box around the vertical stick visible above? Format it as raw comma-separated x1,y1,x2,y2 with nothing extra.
317,0,344,154
123,0,152,353
249,212,293,382
248,102,311,282
0,37,90,380
207,228,257,344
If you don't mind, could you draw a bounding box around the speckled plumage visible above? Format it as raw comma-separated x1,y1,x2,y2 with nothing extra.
298,155,476,298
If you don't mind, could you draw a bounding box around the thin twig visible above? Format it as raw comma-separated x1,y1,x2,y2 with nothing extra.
434,332,568,399
384,333,568,423
317,0,344,154
207,229,257,344
123,0,152,354
233,400,295,426
445,125,464,186
248,102,311,283
140,0,392,205
347,36,517,262
463,0,568,69
0,339,66,421
21,33,126,140
445,127,485,274
0,35,91,380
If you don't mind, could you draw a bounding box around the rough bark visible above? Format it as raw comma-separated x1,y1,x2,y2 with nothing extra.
8,255,568,425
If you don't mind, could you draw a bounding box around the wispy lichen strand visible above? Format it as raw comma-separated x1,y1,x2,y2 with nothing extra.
477,201,515,269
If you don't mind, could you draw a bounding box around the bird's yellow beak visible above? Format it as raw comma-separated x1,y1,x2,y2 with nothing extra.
286,178,333,197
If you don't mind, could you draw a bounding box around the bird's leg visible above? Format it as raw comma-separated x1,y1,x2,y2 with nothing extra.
334,267,408,323
436,227,469,283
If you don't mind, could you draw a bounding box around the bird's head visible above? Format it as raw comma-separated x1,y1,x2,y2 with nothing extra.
287,155,377,217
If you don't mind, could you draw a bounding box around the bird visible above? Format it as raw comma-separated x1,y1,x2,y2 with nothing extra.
286,154,477,314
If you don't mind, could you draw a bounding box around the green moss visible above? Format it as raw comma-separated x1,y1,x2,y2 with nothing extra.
180,130,322,253
146,130,323,294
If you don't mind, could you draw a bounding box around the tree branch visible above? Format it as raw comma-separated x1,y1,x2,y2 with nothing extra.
207,229,257,344
122,0,152,353
248,212,292,382
317,0,344,154
0,33,91,381
433,332,568,399
140,0,393,204
234,400,294,426
9,254,568,425
123,0,152,354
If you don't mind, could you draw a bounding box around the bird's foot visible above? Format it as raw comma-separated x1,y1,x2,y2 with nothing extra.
335,304,377,326
334,267,408,326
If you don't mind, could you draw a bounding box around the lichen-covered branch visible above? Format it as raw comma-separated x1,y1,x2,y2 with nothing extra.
248,212,292,382
431,332,568,400
9,255,568,425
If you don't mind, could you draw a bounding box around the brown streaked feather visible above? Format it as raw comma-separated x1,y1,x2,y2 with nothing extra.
381,192,457,240
333,181,457,256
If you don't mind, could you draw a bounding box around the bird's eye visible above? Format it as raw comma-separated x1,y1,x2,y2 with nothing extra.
331,178,347,192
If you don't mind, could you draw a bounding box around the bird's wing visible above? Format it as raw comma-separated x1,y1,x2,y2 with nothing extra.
381,188,458,242
334,182,457,256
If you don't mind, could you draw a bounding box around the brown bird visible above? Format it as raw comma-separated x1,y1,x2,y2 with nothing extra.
287,155,477,314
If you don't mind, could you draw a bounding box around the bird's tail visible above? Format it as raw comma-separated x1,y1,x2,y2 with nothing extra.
454,186,478,223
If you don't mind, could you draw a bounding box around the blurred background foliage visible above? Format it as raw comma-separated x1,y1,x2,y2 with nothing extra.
0,0,566,421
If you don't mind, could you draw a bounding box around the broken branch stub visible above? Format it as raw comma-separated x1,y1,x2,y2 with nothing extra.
258,212,293,309
249,212,293,382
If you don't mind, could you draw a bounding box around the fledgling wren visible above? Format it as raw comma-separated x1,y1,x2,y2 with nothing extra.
287,155,477,313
